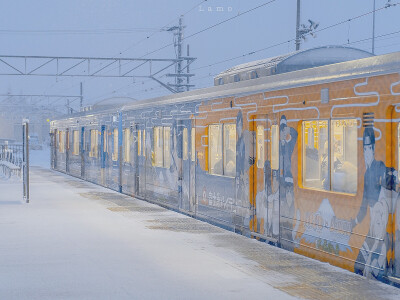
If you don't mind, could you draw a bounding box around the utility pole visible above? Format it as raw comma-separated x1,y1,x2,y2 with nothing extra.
80,82,83,110
167,16,196,93
176,16,184,92
296,0,301,51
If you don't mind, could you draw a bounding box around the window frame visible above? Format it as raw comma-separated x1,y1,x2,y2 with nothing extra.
301,118,358,195
152,126,171,168
208,123,236,177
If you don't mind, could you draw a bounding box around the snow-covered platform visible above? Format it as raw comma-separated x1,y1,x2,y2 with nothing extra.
0,167,399,300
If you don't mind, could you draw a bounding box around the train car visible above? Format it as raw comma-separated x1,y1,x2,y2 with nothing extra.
50,46,400,284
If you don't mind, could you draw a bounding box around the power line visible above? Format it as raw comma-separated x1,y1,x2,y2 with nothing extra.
43,0,206,105
139,0,278,59
192,2,399,72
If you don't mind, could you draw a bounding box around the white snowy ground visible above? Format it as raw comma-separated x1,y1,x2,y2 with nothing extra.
0,150,297,300
1,149,399,299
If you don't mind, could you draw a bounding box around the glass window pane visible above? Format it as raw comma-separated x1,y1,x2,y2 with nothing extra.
271,125,279,170
302,120,329,191
138,130,142,156
256,125,265,168
112,128,118,161
90,130,98,158
163,127,171,168
123,128,130,163
223,124,236,177
153,127,163,167
183,128,188,160
103,131,107,153
209,124,223,175
331,119,357,194
191,128,195,162
73,130,79,155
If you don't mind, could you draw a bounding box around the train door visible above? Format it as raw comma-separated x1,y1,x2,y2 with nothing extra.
253,114,280,242
80,127,85,178
136,123,146,199
100,125,106,185
392,109,400,279
65,128,70,173
133,124,139,196
51,129,57,169
179,120,193,212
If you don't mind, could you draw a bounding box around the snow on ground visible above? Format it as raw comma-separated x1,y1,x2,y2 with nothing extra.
0,168,297,300
1,150,399,299
29,147,50,169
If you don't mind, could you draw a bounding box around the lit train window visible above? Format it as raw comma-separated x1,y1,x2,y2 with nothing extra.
302,120,329,191
163,127,171,168
209,124,223,175
223,124,236,177
103,131,107,153
123,128,130,163
59,131,65,153
73,130,79,155
331,119,357,194
153,126,163,167
256,125,265,168
112,128,118,161
271,125,279,170
89,130,98,158
209,124,236,176
183,128,188,160
191,128,195,162
138,130,142,156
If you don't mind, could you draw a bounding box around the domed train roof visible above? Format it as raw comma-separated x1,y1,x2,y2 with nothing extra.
214,46,374,86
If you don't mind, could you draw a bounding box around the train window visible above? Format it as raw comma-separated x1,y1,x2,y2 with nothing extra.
256,125,265,168
331,119,357,194
191,128,196,162
271,125,279,170
163,127,171,168
302,120,329,191
89,130,98,158
250,71,259,79
224,124,236,177
209,124,223,175
138,130,142,156
73,130,79,155
209,124,236,176
153,126,163,167
234,74,240,82
112,128,118,161
123,128,130,163
58,131,65,153
183,128,188,160
103,131,107,153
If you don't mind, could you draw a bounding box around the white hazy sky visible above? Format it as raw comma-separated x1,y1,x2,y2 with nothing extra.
0,0,399,112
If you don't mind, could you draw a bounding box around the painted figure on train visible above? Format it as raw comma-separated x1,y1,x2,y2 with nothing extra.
353,126,391,279
279,115,298,249
236,110,253,209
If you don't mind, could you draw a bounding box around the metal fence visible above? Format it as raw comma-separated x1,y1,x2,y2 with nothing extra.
0,143,23,178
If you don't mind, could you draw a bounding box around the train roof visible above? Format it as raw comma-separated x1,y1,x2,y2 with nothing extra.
214,46,374,86
53,49,400,122
119,50,400,112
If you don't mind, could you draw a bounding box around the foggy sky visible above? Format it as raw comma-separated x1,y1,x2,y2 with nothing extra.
0,0,399,112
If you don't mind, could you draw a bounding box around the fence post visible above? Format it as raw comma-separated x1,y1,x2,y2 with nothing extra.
22,119,29,203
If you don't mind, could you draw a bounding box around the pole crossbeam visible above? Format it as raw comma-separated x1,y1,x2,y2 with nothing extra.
0,55,196,80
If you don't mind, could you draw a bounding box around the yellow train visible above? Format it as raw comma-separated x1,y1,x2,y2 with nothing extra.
51,46,400,284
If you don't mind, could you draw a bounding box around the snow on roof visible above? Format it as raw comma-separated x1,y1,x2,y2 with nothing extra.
214,46,374,85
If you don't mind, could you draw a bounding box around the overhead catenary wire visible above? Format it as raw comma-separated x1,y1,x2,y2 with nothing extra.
43,0,208,107
192,2,400,72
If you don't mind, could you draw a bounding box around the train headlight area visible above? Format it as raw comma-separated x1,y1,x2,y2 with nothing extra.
50,47,400,287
